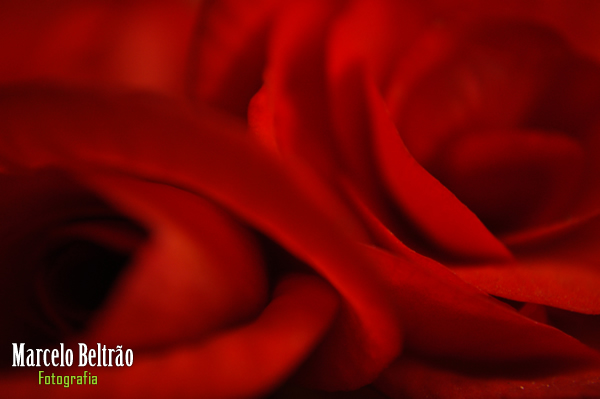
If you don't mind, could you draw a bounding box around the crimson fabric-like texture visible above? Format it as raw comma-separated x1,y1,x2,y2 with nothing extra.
1,1,600,398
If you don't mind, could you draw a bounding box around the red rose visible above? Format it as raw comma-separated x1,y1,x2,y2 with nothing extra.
0,86,403,398
0,2,403,398
3,1,600,399
190,0,600,397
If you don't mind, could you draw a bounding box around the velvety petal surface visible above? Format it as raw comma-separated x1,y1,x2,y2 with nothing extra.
0,0,198,96
384,13,600,247
366,75,511,262
0,85,402,389
0,274,339,398
454,213,600,314
376,356,600,399
0,169,146,360
361,243,599,363
418,0,600,64
250,0,347,177
79,173,268,349
189,0,285,117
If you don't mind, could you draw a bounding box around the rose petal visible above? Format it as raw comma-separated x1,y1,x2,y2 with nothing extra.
534,2,600,64
376,356,600,399
326,0,427,203
0,0,198,95
388,22,568,169
439,129,584,235
252,1,510,262
325,0,426,230
548,307,600,352
418,0,600,64
0,169,145,360
501,209,600,247
271,382,388,398
0,85,402,389
379,17,600,250
360,243,599,362
0,274,340,398
454,214,600,314
250,0,347,177
454,261,600,315
366,76,512,262
78,173,268,349
189,0,285,117
248,0,403,256
328,0,425,94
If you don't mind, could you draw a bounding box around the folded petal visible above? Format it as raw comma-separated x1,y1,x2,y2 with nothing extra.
250,0,347,177
189,0,285,117
0,274,339,398
360,243,599,362
0,169,145,360
366,76,512,262
376,356,600,399
0,85,402,389
454,214,600,314
455,260,600,315
79,173,268,349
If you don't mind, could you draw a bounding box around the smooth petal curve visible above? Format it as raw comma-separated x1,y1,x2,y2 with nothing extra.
383,15,600,247
326,0,424,202
366,76,512,262
438,129,584,234
0,85,402,389
251,0,347,177
376,356,600,399
0,169,146,357
78,173,269,349
360,242,599,362
189,0,285,117
0,274,340,399
455,260,600,315
454,214,600,314
417,0,600,64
